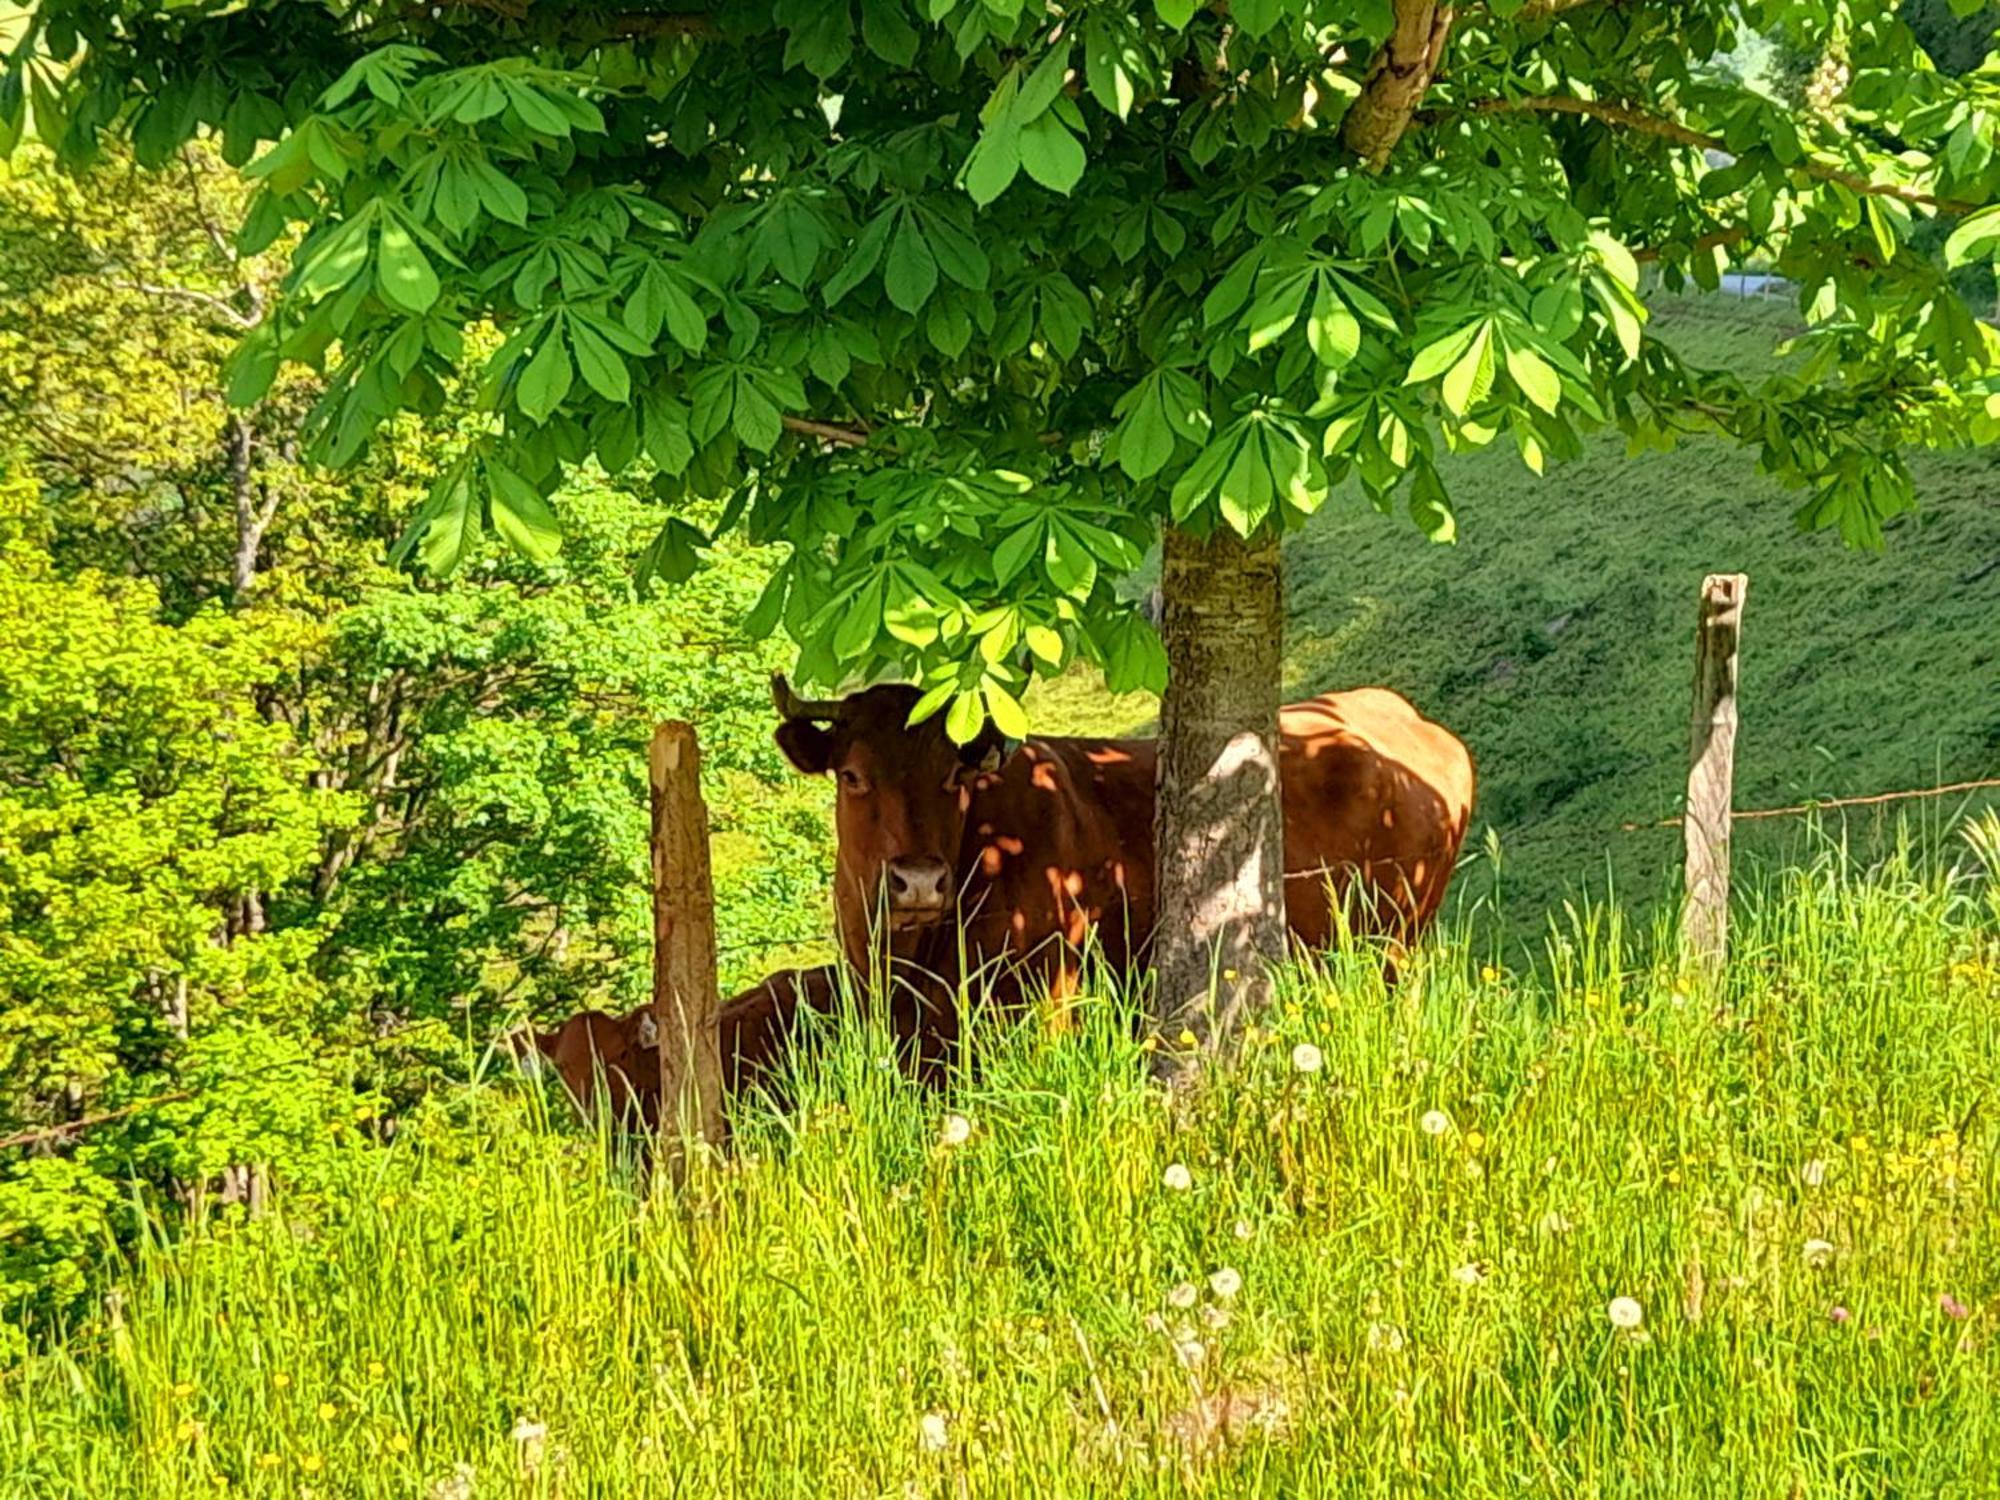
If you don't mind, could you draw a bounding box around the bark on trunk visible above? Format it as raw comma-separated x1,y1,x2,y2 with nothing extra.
1340,0,1455,171
1151,522,1288,1085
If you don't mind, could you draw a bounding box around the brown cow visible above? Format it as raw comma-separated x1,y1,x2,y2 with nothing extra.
771,675,1474,1058
522,965,838,1129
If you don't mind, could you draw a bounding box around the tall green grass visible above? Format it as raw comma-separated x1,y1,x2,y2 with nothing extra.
3,849,1998,1497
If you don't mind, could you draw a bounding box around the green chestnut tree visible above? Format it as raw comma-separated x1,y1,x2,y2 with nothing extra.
11,0,2000,1057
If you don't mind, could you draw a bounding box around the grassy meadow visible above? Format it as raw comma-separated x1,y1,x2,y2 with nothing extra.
4,843,1998,1497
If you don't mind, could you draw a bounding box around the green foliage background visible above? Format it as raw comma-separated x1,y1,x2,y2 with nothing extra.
0,143,833,1355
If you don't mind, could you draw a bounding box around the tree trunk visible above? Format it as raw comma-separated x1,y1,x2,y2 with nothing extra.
227,415,281,604
1151,522,1288,1086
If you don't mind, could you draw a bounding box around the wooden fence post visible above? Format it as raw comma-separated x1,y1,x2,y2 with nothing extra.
650,722,722,1165
1682,573,1747,976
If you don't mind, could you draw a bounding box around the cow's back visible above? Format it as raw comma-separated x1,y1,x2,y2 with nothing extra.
923,737,1158,1009
938,688,1470,989
1277,689,1475,948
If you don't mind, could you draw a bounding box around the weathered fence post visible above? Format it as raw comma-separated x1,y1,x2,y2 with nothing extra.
649,722,722,1165
1682,573,1747,976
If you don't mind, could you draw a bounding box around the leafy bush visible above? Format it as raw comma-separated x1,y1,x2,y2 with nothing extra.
0,477,356,1340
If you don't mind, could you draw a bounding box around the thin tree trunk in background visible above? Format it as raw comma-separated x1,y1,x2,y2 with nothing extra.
1151,523,1288,1085
227,415,281,603
228,416,261,599
650,722,722,1170
1681,573,1747,977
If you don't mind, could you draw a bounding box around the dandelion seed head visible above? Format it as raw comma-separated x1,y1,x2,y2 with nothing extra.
1802,1238,1835,1270
1167,1281,1199,1310
1173,1337,1206,1369
1162,1162,1193,1192
918,1411,949,1452
1209,1266,1243,1300
1366,1321,1406,1353
1233,1218,1254,1242
1607,1296,1644,1330
1290,1042,1324,1074
1200,1304,1230,1330
1420,1109,1452,1137
937,1113,973,1148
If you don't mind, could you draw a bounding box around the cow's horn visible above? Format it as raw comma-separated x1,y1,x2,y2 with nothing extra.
770,672,846,721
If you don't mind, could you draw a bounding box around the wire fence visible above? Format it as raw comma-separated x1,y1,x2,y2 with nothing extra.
11,775,1994,1153
715,774,2000,952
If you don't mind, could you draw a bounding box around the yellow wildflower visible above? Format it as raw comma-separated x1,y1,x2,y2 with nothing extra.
318,1402,339,1422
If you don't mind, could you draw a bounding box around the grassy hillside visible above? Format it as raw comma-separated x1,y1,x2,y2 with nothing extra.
1031,294,2000,945
6,864,1996,1496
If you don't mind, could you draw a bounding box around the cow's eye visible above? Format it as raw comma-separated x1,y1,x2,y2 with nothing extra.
837,767,868,794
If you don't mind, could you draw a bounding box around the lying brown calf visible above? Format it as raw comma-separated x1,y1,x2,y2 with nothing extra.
523,965,837,1131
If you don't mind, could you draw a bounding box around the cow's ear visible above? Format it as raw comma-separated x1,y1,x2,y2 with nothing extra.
775,720,835,775
958,728,1019,781
634,1010,659,1050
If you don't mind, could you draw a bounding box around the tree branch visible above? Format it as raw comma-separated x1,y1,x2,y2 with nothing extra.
1632,225,1749,263
1510,0,1611,20
1466,95,1975,211
417,1,717,36
782,415,870,447
1341,0,1457,171
116,280,260,331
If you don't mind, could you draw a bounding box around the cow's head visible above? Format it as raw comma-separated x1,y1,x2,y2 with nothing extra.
524,1008,660,1129
771,674,1014,950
